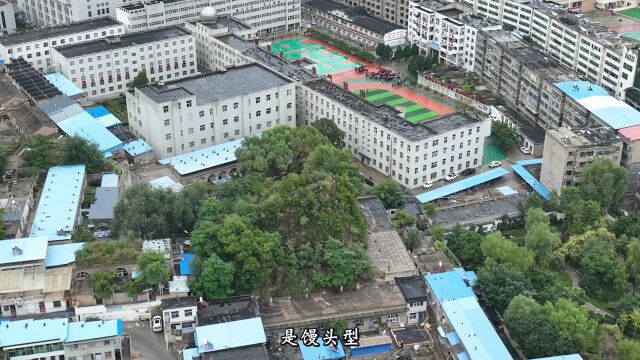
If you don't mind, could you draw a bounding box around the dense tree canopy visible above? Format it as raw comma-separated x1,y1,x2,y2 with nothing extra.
579,158,628,214
367,180,405,209
311,118,345,148
491,121,519,151
477,265,530,313
61,136,105,172
575,228,627,300
481,231,534,272
446,227,485,269
90,270,116,299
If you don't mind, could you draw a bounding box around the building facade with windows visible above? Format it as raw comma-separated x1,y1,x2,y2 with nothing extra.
161,296,198,336
0,18,125,73
16,0,133,27
0,0,16,34
408,1,501,72
540,126,623,192
50,26,197,99
469,0,638,100
332,0,410,26
300,79,490,189
116,0,211,32
304,0,407,49
127,63,297,159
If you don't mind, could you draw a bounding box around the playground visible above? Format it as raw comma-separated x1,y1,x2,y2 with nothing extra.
620,7,640,21
270,35,454,123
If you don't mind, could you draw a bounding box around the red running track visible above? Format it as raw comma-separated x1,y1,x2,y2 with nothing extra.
348,82,454,115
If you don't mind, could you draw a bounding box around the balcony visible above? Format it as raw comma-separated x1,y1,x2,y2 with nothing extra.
5,343,64,358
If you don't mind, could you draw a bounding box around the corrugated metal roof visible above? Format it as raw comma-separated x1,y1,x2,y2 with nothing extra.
416,167,510,203
0,236,48,265
195,317,266,353
425,270,475,302
45,242,84,267
159,138,243,175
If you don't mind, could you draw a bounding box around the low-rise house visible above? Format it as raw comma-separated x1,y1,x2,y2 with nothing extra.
182,317,268,360
395,275,428,325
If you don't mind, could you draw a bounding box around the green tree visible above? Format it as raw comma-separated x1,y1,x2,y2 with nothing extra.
627,239,640,293
135,250,170,291
368,180,404,208
411,43,419,56
546,298,598,353
559,187,603,235
446,228,485,269
422,202,437,218
476,265,531,313
382,45,393,60
393,46,404,60
615,214,640,239
404,228,421,252
525,223,561,267
577,228,628,300
403,45,412,59
504,295,563,358
481,231,535,272
525,207,549,232
311,119,345,149
375,43,385,57
315,238,368,290
113,184,174,239
90,269,116,299
130,70,149,88
25,134,55,169
190,254,235,300
619,308,640,337
61,136,105,172
618,339,640,360
579,158,629,214
393,209,414,228
73,229,96,242
491,121,519,151
430,223,445,242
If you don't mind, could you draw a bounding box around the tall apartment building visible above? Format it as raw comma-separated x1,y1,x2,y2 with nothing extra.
408,0,501,72
469,0,638,100
118,0,300,36
304,0,407,49
183,14,257,71
300,79,490,189
116,0,211,32
17,0,134,27
0,0,16,34
0,18,125,72
474,29,574,124
540,126,623,192
127,63,297,159
333,0,409,26
51,26,197,99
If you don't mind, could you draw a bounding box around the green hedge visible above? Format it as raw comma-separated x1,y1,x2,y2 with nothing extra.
305,28,376,62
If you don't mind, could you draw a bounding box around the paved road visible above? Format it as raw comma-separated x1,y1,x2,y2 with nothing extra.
562,264,613,318
124,321,174,360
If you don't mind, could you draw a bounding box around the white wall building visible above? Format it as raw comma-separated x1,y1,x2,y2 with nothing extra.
51,26,197,99
408,1,501,72
0,18,125,73
116,0,211,32
300,79,490,189
184,14,257,71
470,0,638,100
161,297,198,335
16,0,136,27
304,0,407,49
127,63,297,159
0,0,16,34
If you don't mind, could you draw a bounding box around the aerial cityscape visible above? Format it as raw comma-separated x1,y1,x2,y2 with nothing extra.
0,0,640,359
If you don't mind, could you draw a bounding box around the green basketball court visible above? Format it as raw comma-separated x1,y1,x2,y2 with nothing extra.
620,8,640,20
270,37,363,75
357,89,440,123
482,138,508,165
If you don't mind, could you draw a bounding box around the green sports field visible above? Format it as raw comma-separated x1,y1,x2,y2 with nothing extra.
358,89,439,123
620,8,640,20
270,37,362,75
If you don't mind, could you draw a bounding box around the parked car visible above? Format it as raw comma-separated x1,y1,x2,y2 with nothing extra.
422,181,433,189
489,161,502,168
520,146,532,154
445,172,459,181
152,316,163,332
460,168,476,176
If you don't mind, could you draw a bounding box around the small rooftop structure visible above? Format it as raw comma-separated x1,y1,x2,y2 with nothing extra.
44,72,83,98
197,295,260,326
416,167,510,203
159,138,243,176
618,125,640,142
299,339,346,359
30,165,86,242
161,296,197,310
123,139,154,157
555,81,640,130
168,275,190,293
54,26,191,58
179,253,194,275
65,319,123,343
6,58,62,101
56,110,123,153
0,236,48,265
149,176,184,191
45,242,85,267
88,187,118,221
395,275,428,303
142,239,170,258
425,270,475,302
0,318,68,347
101,173,119,188
194,317,267,353
0,18,121,46
138,63,293,105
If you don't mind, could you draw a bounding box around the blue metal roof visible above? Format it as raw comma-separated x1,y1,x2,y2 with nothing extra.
86,106,111,118
57,111,123,153
30,165,86,242
179,253,194,275
299,339,346,359
66,319,123,343
446,331,461,346
124,139,154,157
452,267,477,287
457,352,471,360
101,173,119,188
531,355,583,360
194,317,266,353
496,186,517,196
45,242,85,267
183,347,200,360
0,318,69,347
425,270,476,302
441,296,512,360
511,162,551,200
0,236,48,265
95,114,122,128
555,81,640,130
516,158,543,166
416,167,510,204
45,72,83,98
159,138,243,175
149,176,183,191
